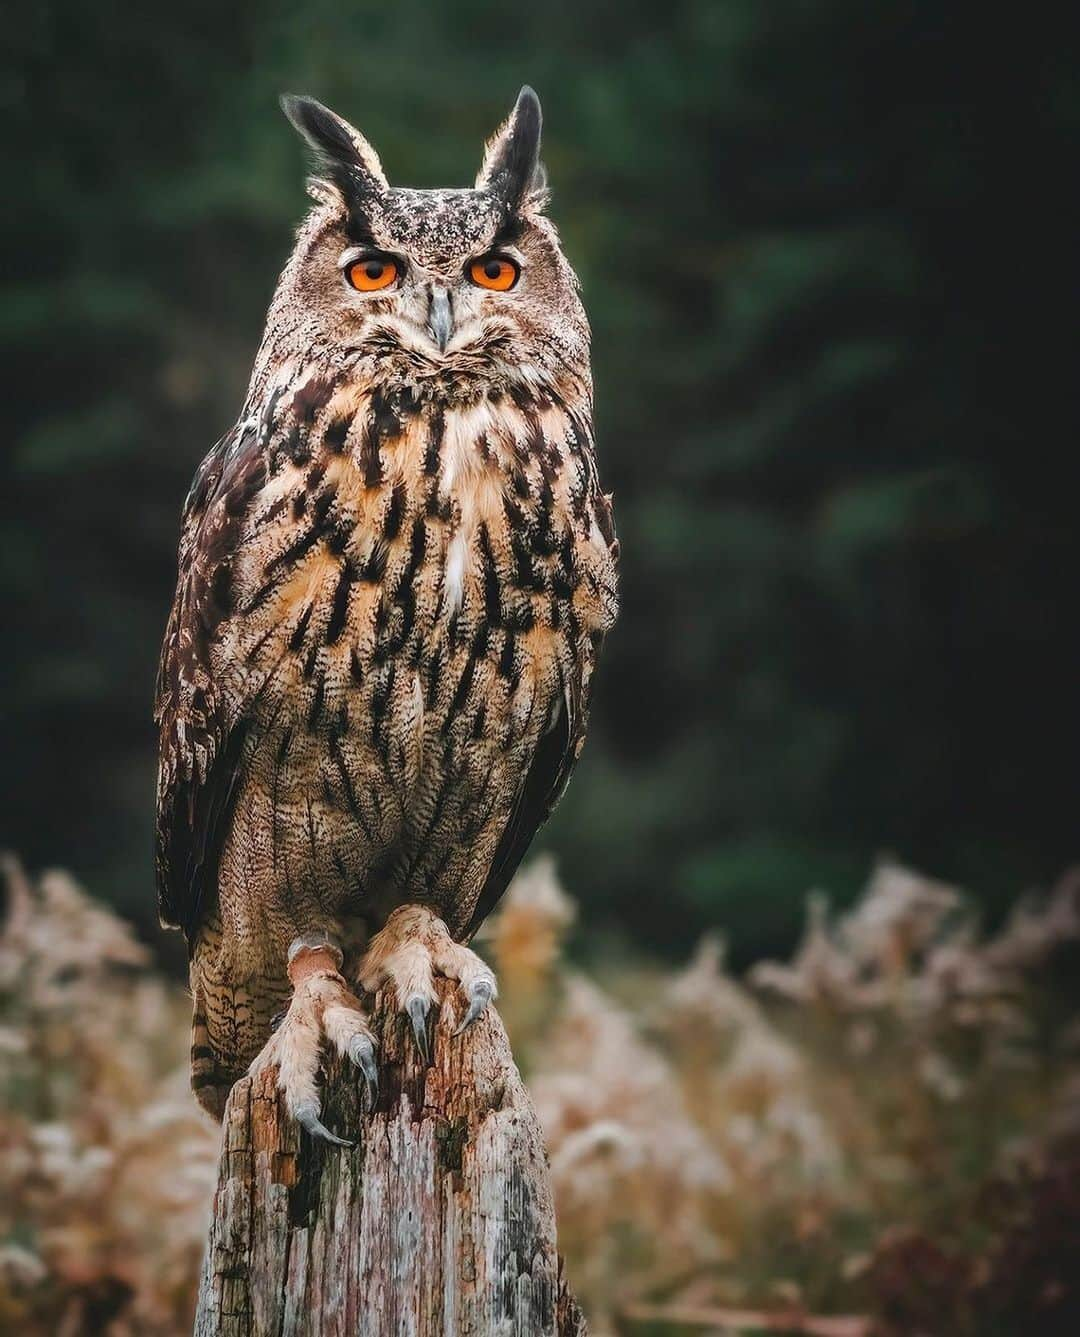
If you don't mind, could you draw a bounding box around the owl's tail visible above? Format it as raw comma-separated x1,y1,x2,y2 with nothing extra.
189,985,244,1121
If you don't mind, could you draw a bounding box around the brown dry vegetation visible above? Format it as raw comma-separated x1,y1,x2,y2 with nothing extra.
2,852,1079,1336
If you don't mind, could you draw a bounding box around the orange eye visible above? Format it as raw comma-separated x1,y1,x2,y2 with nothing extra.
469,255,519,291
346,255,399,292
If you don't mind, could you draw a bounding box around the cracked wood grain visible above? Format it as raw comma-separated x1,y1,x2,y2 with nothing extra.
194,977,585,1336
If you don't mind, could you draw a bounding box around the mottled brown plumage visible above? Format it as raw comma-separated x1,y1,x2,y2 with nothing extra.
155,88,617,1133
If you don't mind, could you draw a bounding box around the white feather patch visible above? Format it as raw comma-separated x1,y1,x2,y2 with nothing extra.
441,402,490,492
445,532,468,614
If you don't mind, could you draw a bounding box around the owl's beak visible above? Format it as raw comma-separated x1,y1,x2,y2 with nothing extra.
426,287,454,354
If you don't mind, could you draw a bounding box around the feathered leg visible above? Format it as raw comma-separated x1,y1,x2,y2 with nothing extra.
247,936,377,1145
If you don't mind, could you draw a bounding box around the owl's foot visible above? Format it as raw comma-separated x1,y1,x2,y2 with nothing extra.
359,905,497,1063
248,936,377,1146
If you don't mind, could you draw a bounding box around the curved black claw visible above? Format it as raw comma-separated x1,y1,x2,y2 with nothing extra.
295,1100,353,1148
454,978,495,1035
348,1034,379,1107
406,994,432,1063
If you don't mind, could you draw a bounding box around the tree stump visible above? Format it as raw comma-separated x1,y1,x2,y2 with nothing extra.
194,976,586,1336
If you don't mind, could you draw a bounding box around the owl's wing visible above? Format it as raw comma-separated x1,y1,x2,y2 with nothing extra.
465,466,619,939
154,418,266,944
463,682,580,940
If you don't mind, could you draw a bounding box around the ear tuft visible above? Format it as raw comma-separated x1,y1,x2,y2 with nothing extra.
475,86,546,214
280,94,388,199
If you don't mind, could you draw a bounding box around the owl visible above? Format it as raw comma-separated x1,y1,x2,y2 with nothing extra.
155,87,618,1142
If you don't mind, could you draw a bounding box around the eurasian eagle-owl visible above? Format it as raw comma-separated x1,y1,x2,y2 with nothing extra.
155,87,618,1140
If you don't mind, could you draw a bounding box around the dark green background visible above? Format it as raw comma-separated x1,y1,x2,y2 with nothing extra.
2,1,1076,965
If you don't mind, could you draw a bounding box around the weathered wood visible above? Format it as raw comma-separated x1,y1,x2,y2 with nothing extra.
194,977,586,1337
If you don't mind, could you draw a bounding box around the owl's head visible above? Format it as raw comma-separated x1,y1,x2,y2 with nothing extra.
258,87,588,406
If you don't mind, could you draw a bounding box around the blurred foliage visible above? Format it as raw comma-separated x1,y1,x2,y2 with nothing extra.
1,1,1077,958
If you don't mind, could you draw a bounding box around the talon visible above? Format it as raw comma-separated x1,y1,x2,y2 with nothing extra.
454,978,495,1035
406,995,432,1063
295,1099,353,1148
349,1034,379,1106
